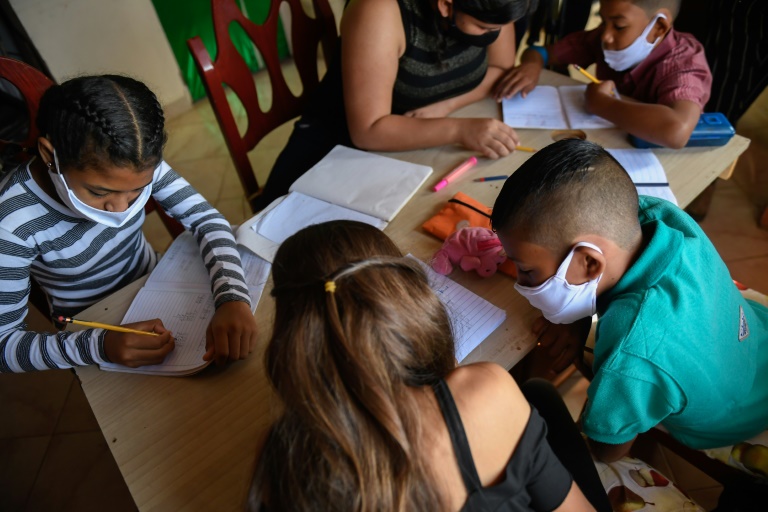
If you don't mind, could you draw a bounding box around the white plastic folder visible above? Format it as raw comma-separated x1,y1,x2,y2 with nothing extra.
99,233,271,376
236,146,433,263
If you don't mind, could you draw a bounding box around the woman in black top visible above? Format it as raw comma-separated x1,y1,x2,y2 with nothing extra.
248,220,610,511
255,0,535,210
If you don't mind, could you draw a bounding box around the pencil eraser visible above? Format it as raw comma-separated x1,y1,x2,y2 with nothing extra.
433,180,448,192
57,315,65,322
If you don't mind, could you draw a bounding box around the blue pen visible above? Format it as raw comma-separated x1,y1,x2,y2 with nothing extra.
634,182,669,187
474,175,509,182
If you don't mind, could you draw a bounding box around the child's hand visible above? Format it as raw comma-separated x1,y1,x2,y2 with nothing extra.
585,80,617,112
532,316,592,374
458,119,520,159
493,62,542,101
103,319,174,368
204,300,258,365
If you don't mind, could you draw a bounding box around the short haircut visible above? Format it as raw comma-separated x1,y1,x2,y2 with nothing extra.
491,139,641,259
630,0,681,19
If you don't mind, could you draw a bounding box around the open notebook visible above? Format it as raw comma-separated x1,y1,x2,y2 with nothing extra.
606,148,678,205
502,85,615,130
410,256,506,362
236,145,433,263
99,232,271,376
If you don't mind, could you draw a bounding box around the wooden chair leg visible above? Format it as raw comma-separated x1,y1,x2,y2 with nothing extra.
685,181,718,222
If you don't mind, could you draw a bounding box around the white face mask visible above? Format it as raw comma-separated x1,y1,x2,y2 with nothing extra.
514,242,603,324
47,150,153,228
603,13,666,72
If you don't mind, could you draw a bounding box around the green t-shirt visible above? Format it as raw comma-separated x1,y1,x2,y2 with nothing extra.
582,196,768,449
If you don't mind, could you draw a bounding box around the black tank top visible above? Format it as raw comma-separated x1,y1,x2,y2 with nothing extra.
392,0,488,114
432,379,573,511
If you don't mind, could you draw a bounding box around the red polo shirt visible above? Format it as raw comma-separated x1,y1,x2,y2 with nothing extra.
549,27,712,110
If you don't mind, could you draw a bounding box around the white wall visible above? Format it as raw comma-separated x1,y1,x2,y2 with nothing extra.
10,0,192,118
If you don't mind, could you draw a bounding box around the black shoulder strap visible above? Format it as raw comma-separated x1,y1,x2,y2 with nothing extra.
432,379,483,494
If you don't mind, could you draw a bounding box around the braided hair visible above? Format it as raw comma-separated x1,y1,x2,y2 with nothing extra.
37,75,167,172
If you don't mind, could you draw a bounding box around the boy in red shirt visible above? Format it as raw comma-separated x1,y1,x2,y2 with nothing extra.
495,0,712,148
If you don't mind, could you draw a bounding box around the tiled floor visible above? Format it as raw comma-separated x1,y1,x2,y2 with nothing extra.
3,44,768,512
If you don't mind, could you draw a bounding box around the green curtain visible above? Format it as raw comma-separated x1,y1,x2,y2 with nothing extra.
151,0,289,101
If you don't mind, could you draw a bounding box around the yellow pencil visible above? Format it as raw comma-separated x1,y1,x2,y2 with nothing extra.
572,64,600,84
58,316,159,336
573,64,620,99
516,145,537,153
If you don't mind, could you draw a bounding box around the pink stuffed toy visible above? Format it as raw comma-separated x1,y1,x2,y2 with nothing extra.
431,227,507,277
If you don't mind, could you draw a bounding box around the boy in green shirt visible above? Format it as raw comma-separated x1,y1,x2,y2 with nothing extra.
492,139,768,462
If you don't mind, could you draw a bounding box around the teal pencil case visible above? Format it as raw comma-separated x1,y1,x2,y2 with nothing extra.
629,113,735,148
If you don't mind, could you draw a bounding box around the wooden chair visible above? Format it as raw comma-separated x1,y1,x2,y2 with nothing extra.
187,0,339,212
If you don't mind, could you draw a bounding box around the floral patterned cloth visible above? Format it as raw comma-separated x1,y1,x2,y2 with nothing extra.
595,457,704,512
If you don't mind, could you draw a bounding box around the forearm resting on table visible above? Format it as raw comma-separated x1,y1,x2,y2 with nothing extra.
349,115,466,151
349,67,506,151
589,97,699,149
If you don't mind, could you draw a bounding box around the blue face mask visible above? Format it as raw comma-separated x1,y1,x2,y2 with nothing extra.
47,150,153,228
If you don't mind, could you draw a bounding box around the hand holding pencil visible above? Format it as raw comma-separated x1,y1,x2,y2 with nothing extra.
89,318,175,368
573,64,620,99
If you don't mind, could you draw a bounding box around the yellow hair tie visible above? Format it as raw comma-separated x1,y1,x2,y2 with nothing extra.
324,281,337,294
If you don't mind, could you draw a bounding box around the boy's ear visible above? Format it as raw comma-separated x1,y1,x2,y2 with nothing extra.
652,9,673,39
571,245,606,282
37,137,54,167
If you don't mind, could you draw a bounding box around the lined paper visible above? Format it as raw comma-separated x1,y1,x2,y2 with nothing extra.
502,86,569,129
410,256,506,362
502,85,614,130
100,232,271,375
100,289,215,373
145,232,271,311
607,149,678,205
559,85,615,129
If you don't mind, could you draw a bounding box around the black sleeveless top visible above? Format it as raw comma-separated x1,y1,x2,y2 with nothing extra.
392,0,489,114
303,0,489,124
432,379,573,512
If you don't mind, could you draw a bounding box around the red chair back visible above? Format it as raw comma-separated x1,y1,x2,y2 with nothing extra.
0,56,54,156
187,0,338,211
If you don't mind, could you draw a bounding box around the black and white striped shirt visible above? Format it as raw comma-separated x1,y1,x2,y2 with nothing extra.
0,160,250,372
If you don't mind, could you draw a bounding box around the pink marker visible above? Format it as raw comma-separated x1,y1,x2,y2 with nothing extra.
433,156,478,192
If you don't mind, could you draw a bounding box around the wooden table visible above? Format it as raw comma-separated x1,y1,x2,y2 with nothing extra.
72,70,749,510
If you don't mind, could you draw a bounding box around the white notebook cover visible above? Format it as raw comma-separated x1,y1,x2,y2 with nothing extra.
289,145,433,222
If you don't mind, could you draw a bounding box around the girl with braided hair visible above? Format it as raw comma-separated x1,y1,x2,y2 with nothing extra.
0,75,257,372
249,220,607,511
